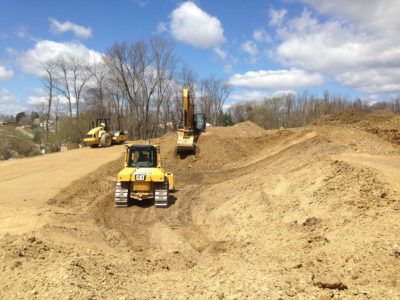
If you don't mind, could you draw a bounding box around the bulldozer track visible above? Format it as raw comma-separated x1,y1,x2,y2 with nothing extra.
154,180,169,207
115,181,129,207
154,189,169,207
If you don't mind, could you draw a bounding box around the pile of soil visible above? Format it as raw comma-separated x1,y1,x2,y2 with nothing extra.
316,110,400,145
1,117,400,299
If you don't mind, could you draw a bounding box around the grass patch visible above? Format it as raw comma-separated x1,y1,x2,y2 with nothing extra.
0,126,38,160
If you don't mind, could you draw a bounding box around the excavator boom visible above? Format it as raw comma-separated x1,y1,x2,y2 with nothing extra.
176,88,205,153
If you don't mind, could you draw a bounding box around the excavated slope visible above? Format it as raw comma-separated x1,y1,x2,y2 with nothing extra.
1,116,400,299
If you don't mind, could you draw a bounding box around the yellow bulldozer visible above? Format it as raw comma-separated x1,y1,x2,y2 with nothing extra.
84,118,127,148
176,88,206,153
114,144,175,208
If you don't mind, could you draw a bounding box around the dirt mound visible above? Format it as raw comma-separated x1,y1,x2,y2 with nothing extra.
316,109,395,125
1,113,400,298
159,125,300,170
207,121,265,138
315,110,400,146
365,114,400,145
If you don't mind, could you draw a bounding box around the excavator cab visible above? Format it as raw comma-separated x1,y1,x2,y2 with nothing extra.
194,113,206,132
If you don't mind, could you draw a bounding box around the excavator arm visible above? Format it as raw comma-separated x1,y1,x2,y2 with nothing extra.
176,88,206,153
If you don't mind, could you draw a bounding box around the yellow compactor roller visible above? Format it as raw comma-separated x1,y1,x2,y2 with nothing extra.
176,88,206,153
115,144,175,208
84,118,127,148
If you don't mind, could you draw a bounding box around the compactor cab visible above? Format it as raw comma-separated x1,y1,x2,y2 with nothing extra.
84,118,127,148
115,144,175,208
95,118,110,131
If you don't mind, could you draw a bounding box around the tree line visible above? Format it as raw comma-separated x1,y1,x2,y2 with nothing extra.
227,91,400,130
4,35,400,152
34,36,231,151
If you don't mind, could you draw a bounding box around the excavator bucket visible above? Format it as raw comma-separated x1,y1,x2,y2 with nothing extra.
176,131,194,153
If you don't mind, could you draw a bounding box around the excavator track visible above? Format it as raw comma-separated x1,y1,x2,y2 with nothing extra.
115,181,129,207
154,180,169,208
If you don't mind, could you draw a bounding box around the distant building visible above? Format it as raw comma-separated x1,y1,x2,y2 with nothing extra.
6,120,16,126
60,143,80,152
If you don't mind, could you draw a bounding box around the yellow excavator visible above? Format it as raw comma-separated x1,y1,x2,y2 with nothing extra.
115,144,175,208
84,118,127,148
176,88,206,153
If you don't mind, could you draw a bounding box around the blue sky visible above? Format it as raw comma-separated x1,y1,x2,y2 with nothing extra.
1,0,400,115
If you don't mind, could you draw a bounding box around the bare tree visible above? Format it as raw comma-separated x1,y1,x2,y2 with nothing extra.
71,58,91,117
54,56,73,118
105,36,179,139
86,60,109,119
199,76,232,125
149,36,178,136
54,56,91,118
40,61,56,152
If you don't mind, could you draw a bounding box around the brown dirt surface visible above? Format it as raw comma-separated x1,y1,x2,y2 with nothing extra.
1,115,400,299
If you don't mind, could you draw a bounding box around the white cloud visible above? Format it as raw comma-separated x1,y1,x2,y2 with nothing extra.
241,40,258,56
157,22,167,33
0,104,27,116
134,0,150,7
228,89,297,103
19,40,103,76
230,90,270,102
27,96,47,106
0,88,20,103
269,8,287,26
269,1,400,93
6,47,19,56
253,28,271,43
0,89,27,116
16,26,27,38
223,64,233,74
369,94,379,101
229,68,323,90
271,90,297,98
27,89,48,105
336,68,400,93
0,65,13,80
300,0,400,36
27,88,65,106
49,18,92,39
170,1,226,48
213,47,227,60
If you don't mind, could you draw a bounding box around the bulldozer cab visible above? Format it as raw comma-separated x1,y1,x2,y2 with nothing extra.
128,145,157,168
95,118,110,131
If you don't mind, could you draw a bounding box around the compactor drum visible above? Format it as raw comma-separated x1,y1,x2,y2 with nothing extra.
84,118,127,148
115,144,175,208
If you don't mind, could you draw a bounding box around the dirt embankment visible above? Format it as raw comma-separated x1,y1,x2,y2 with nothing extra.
1,116,400,299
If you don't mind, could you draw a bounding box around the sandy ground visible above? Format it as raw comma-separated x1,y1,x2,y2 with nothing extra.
0,145,126,236
1,111,400,299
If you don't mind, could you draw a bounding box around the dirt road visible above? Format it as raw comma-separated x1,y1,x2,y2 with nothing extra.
0,145,126,236
1,113,400,299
